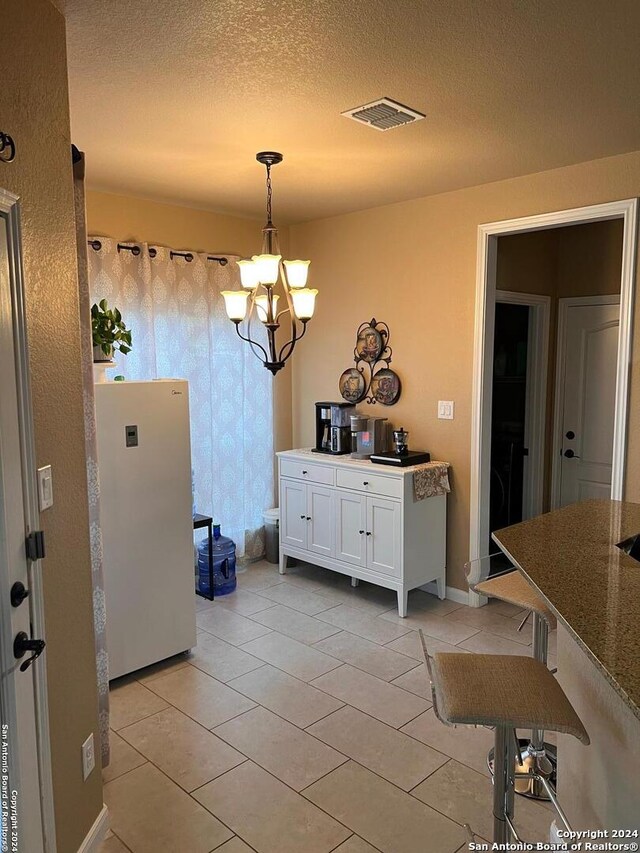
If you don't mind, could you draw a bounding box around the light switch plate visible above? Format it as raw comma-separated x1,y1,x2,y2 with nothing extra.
37,465,53,510
438,400,454,420
81,733,95,781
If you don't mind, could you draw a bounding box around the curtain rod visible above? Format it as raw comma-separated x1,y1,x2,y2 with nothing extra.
87,239,229,265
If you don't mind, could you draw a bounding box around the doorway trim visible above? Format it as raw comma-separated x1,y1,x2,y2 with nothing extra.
469,198,638,602
495,290,551,521
550,293,622,509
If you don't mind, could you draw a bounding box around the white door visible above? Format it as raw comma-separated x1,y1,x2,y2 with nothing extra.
307,485,334,558
557,298,620,506
335,491,366,567
0,193,47,851
280,480,307,550
366,496,401,577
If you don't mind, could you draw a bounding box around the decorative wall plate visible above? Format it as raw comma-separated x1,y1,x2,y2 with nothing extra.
371,368,401,405
339,318,402,406
339,368,366,403
356,325,383,363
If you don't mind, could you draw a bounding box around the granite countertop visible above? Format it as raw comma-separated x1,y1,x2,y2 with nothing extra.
493,499,640,720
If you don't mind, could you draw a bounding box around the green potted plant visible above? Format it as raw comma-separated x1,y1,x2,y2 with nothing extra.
91,299,132,362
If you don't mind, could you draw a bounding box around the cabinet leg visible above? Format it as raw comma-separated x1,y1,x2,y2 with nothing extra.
436,575,446,600
397,589,408,617
279,552,288,575
351,577,359,588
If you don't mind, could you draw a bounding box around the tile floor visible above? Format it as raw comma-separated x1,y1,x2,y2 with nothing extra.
99,560,558,853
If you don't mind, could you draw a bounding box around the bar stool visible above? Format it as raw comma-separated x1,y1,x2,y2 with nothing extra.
419,631,589,844
467,559,558,800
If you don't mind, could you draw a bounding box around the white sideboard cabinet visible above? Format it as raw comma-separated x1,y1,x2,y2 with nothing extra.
277,450,447,616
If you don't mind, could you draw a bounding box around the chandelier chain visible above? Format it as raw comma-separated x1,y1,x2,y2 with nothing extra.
266,163,273,224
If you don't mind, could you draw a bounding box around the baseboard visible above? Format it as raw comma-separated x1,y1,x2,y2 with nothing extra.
77,805,109,853
419,581,469,606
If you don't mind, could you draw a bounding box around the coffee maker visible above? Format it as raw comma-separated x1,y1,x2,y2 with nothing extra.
350,414,391,459
313,402,355,455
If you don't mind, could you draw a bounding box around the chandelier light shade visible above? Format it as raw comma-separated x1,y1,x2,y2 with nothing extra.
221,151,318,374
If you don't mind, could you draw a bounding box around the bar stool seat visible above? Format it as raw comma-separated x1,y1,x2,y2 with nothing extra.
474,572,556,628
431,653,587,740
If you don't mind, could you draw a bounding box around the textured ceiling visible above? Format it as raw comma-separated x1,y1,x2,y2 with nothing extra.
61,0,640,223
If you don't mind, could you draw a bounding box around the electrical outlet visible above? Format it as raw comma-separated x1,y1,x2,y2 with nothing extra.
438,400,454,420
81,733,95,781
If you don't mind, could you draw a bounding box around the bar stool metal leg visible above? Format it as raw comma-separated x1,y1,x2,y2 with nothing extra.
493,725,516,844
515,613,557,799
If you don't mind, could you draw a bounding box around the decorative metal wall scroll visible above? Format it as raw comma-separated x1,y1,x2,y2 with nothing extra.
339,318,401,405
0,133,16,163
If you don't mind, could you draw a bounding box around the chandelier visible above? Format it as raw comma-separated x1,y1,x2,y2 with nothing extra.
221,152,317,375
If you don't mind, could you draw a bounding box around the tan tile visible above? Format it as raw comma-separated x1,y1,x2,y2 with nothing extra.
308,705,447,791
332,838,380,853
490,598,527,618
189,631,264,682
228,664,344,727
145,665,255,728
411,759,553,842
194,761,350,853
385,631,469,660
215,706,347,790
459,631,532,656
390,663,432,699
312,579,399,616
108,681,169,731
311,665,428,728
104,763,232,853
98,834,131,853
214,839,256,853
195,595,215,612
379,609,480,644
135,653,191,684
400,708,494,775
119,707,245,792
316,604,412,644
236,563,284,592
304,761,465,853
197,607,272,645
257,582,339,615
240,632,341,681
446,605,532,646
314,631,418,681
251,604,342,644
102,731,146,783
213,587,277,616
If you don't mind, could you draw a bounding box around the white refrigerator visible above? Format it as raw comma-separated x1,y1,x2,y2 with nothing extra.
94,379,196,680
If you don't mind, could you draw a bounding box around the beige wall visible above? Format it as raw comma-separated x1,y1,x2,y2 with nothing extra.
2,1,102,850
86,189,293,456
290,150,640,592
497,219,623,508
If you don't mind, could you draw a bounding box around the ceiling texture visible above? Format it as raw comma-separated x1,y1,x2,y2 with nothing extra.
60,0,640,223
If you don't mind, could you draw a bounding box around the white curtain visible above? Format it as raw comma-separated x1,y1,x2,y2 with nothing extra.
87,237,273,559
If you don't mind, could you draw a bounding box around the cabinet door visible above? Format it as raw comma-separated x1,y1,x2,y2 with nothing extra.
335,491,367,567
281,479,308,550
366,496,401,577
307,484,334,558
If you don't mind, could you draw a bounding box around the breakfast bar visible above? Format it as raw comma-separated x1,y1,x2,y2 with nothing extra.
493,499,640,832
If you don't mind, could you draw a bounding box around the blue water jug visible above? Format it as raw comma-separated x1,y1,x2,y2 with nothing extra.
198,524,236,596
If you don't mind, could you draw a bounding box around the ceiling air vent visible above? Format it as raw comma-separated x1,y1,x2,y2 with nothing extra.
341,97,425,131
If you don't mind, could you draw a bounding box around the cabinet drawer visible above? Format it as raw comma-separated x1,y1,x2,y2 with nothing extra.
280,459,335,486
336,468,402,499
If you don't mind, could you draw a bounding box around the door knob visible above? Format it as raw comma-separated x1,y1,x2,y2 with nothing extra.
359,529,364,535
13,631,46,672
300,514,306,519
306,516,311,521
563,449,580,459
10,581,30,608
565,430,575,440
366,531,372,536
